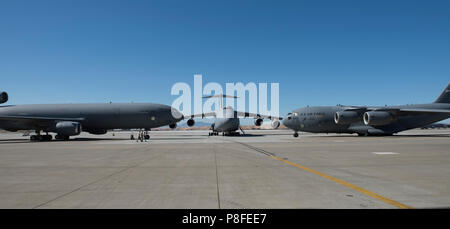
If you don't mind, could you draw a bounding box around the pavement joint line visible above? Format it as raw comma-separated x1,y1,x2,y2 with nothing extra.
213,144,221,209
31,145,165,209
231,140,413,209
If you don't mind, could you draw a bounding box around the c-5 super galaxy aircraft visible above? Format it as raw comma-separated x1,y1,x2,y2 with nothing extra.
283,83,450,137
0,92,183,141
182,94,282,136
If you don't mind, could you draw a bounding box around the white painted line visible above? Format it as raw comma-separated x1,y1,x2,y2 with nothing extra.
372,152,399,155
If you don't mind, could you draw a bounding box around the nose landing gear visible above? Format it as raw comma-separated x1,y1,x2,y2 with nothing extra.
293,132,299,138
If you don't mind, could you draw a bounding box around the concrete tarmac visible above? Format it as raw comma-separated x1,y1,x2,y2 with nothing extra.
0,129,449,208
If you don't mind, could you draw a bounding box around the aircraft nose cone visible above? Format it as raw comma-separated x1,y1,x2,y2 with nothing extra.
282,114,295,129
282,115,292,128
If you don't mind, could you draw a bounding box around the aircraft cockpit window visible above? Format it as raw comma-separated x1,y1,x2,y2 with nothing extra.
293,112,299,117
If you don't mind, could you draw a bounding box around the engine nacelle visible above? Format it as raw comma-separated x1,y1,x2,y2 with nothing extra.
254,118,263,126
334,111,360,125
0,92,8,104
187,119,195,127
87,129,107,135
363,111,393,126
169,123,177,129
54,121,82,136
271,120,280,129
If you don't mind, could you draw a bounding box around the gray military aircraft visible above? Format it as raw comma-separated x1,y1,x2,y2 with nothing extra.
283,83,450,137
0,92,183,141
183,94,282,136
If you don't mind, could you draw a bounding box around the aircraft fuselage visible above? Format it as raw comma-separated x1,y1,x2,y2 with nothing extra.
0,103,182,133
283,103,450,135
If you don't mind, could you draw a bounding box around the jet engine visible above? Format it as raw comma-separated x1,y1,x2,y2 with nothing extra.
254,118,263,126
0,92,8,104
334,111,360,124
169,123,177,129
87,129,107,135
187,119,195,127
363,111,393,126
271,120,280,129
54,121,82,136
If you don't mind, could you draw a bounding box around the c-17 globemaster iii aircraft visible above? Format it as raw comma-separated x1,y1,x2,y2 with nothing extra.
283,83,450,137
0,92,184,141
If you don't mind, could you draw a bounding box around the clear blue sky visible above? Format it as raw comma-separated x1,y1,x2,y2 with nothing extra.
1,0,449,118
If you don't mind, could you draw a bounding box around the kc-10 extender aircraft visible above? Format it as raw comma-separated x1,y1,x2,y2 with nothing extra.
283,83,450,137
0,92,184,141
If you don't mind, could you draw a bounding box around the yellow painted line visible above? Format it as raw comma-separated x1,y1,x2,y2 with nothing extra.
270,155,413,209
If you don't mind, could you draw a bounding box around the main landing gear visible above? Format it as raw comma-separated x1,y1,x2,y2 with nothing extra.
30,130,53,141
30,134,53,141
226,132,241,136
293,132,299,138
209,131,241,136
55,135,70,140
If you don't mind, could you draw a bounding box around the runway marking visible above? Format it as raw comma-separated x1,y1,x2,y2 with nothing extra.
232,141,412,209
270,155,412,209
373,152,399,155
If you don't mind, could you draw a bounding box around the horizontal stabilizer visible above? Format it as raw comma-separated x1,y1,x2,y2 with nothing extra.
202,94,238,99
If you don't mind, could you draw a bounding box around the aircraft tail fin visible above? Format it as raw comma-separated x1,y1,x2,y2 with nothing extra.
434,83,450,104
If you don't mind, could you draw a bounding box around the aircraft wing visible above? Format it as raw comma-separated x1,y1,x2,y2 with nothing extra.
235,111,283,120
0,115,85,127
186,112,217,119
343,107,450,114
342,106,374,111
377,108,450,114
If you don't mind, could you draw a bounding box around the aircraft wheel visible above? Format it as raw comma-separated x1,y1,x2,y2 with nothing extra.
30,135,37,141
144,135,150,140
55,135,69,140
293,132,299,138
43,135,52,141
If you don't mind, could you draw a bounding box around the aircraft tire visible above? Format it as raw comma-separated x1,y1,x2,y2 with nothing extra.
55,135,70,141
293,132,299,138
